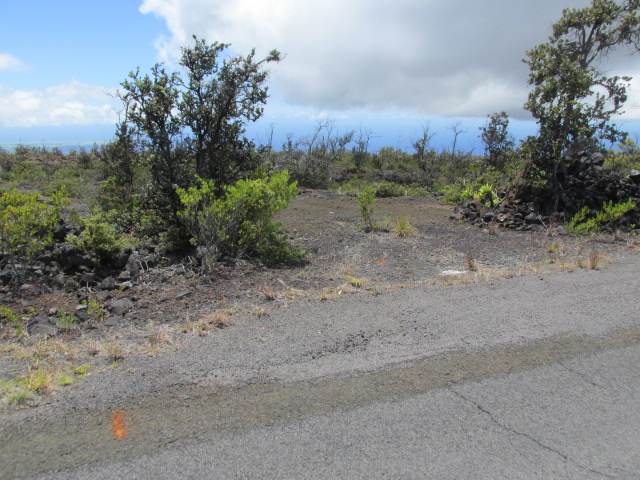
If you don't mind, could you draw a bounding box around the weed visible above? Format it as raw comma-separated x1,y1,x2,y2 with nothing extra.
0,379,33,405
345,275,366,288
21,366,55,393
0,306,27,339
82,300,106,321
142,325,171,355
588,248,601,270
546,242,559,263
72,363,91,375
5,386,33,405
393,217,415,237
104,342,125,361
613,228,623,242
546,215,559,237
57,310,75,327
281,287,307,300
465,245,478,272
368,286,381,295
57,373,74,387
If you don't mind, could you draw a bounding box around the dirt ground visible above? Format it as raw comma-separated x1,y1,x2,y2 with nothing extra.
1,191,636,397
48,190,638,331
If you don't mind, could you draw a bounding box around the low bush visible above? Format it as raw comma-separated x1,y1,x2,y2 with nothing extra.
605,139,640,175
374,181,407,198
177,171,303,268
567,199,636,236
66,217,124,262
0,188,69,290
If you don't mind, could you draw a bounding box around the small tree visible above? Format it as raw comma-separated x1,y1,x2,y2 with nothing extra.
524,0,640,172
103,36,281,238
412,124,437,173
479,112,515,170
351,128,375,171
276,120,353,189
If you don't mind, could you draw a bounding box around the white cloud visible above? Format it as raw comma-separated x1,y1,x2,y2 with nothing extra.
0,80,119,127
0,53,29,73
139,0,640,120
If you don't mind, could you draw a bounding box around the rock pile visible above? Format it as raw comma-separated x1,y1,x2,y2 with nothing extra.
0,241,166,296
452,152,640,232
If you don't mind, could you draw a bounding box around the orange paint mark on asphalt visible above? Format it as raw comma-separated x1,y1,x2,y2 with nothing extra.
112,410,127,439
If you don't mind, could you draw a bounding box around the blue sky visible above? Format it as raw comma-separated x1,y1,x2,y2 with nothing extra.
1,0,639,152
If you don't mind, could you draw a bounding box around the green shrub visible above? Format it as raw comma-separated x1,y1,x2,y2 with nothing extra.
440,181,499,206
440,182,470,205
475,184,499,207
374,181,406,198
256,226,305,266
605,139,640,175
328,177,367,195
66,217,124,262
177,171,303,268
357,185,377,231
567,199,636,236
0,147,16,177
0,306,27,339
0,188,68,289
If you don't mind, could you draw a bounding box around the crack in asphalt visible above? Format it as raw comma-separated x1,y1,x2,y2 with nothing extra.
558,361,607,390
449,388,616,479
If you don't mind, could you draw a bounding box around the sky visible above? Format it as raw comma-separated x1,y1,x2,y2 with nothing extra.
1,0,640,152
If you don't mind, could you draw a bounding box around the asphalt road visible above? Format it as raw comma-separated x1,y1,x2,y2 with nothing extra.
2,251,639,479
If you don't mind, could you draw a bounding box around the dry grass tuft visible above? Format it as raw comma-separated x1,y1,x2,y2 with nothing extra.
281,287,307,300
104,342,125,361
258,284,278,301
545,242,559,254
86,340,101,357
465,245,478,272
319,288,338,301
184,311,232,336
145,324,172,356
588,248,601,270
